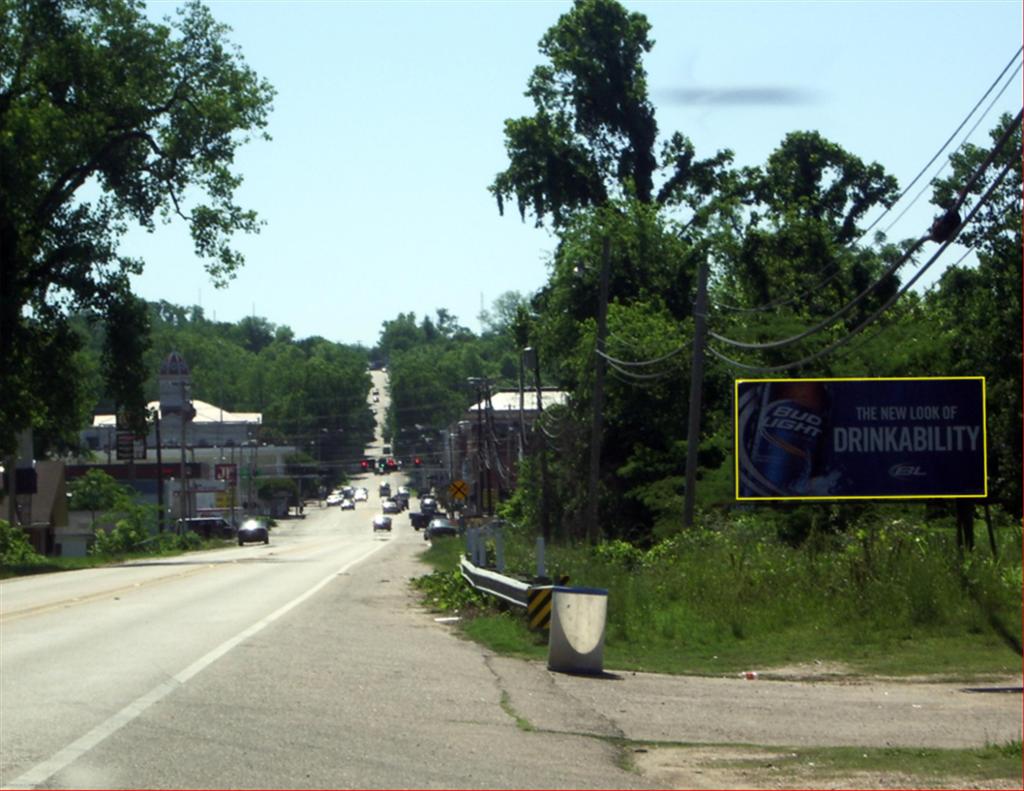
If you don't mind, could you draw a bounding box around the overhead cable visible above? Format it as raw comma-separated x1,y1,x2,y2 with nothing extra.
706,107,1021,352
879,58,1023,237
706,158,1015,374
707,233,929,350
708,47,1022,316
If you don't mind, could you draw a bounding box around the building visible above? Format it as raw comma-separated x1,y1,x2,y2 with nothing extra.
445,388,567,515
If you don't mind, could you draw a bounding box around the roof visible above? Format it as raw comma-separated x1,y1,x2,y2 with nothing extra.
92,399,262,427
159,351,190,376
469,390,568,413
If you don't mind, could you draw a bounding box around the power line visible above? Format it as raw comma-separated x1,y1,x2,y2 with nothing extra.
706,107,1021,352
879,59,1023,238
708,47,1022,316
706,158,1015,374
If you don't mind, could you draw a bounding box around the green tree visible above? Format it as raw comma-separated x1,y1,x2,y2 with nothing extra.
490,0,730,229
928,114,1022,518
0,0,274,458
69,468,131,523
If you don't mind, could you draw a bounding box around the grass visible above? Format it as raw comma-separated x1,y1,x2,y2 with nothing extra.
413,514,1023,678
0,538,237,580
706,740,1024,787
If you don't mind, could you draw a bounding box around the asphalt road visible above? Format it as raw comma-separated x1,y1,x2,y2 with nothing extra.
3,370,1019,790
1,370,647,790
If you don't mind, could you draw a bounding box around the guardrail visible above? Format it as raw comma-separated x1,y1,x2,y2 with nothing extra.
459,555,531,607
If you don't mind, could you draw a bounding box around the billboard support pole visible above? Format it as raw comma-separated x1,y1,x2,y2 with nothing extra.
683,259,710,529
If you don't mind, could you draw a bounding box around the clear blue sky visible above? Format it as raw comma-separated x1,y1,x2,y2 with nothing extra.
126,0,1023,348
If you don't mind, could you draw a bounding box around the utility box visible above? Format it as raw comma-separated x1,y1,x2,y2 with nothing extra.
547,587,608,674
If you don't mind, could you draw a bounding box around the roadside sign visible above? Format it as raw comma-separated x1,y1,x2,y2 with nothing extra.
215,463,237,484
449,479,469,500
116,432,146,461
735,377,986,500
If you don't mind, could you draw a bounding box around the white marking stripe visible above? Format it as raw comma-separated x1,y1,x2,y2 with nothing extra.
3,541,391,790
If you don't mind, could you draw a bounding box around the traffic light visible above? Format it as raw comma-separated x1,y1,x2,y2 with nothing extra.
360,459,369,470
414,457,422,467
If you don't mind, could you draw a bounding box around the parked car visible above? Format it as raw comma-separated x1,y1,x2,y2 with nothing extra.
340,498,355,510
424,517,458,541
381,498,401,514
353,488,369,502
237,518,269,545
372,515,392,532
177,517,233,539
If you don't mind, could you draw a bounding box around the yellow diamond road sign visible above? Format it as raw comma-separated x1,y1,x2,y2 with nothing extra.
449,479,469,501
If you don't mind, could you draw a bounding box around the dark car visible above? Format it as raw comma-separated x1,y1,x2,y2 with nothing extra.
420,497,439,516
409,511,431,530
372,515,392,532
424,517,458,541
178,517,233,539
237,518,269,545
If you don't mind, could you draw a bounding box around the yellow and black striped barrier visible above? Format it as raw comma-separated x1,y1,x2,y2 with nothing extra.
526,576,569,631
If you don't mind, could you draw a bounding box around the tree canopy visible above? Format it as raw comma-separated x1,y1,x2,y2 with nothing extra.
0,0,275,456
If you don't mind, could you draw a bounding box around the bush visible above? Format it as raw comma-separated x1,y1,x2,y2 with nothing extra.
0,519,43,565
90,500,158,555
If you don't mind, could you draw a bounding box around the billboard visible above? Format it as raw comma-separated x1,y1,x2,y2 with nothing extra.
735,377,986,501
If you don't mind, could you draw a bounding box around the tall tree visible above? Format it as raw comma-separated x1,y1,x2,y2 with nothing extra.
489,0,730,230
928,114,1022,517
0,0,274,457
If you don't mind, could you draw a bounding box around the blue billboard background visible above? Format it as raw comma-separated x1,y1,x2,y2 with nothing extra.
736,378,986,500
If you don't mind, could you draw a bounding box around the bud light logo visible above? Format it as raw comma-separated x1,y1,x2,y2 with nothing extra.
888,463,926,480
762,402,824,438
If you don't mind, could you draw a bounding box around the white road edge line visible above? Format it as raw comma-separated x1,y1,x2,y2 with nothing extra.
3,540,393,790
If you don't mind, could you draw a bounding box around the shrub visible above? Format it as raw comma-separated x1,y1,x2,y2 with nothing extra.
0,519,43,565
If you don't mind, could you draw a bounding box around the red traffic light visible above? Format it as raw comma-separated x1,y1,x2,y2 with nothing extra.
414,457,422,467
360,459,369,470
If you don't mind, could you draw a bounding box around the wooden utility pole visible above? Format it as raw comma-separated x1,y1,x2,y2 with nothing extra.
586,236,611,545
683,259,710,528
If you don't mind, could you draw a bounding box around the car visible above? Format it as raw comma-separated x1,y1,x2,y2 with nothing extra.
372,515,392,532
409,511,431,531
424,517,458,541
379,482,391,498
340,498,355,510
341,486,355,498
325,493,343,506
420,496,439,516
178,516,233,539
372,394,379,403
237,518,269,545
353,488,368,502
381,498,401,514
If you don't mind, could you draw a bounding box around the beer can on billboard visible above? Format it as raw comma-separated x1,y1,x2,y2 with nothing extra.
736,377,987,501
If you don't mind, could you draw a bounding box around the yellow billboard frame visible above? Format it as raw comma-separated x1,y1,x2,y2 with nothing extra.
734,376,988,502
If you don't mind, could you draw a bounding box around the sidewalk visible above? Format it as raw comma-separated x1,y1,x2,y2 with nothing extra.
489,654,1023,750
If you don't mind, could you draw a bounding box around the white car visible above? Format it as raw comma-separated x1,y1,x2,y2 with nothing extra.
340,498,355,510
326,493,343,506
353,488,368,502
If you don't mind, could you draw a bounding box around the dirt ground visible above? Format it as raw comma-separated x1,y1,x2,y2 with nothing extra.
632,745,1023,790
628,662,1023,790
